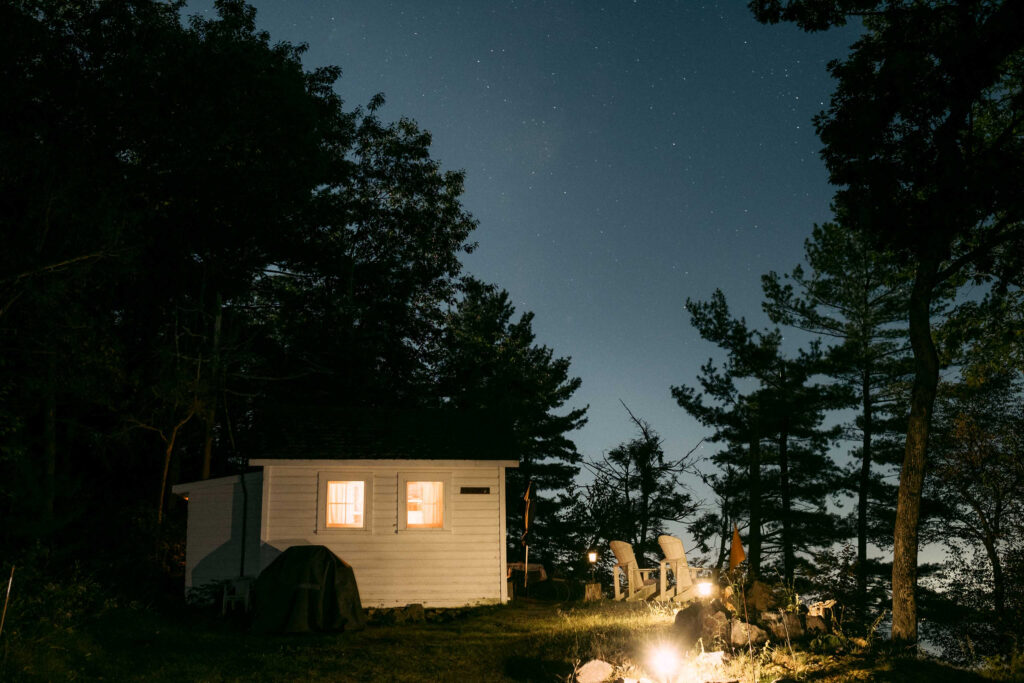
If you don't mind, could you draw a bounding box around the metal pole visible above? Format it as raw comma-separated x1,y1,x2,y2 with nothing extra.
523,545,529,588
0,566,14,639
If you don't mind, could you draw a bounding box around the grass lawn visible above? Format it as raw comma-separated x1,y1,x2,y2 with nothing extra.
2,599,1012,682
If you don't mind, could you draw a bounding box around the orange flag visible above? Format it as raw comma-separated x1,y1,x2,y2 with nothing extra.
729,523,746,570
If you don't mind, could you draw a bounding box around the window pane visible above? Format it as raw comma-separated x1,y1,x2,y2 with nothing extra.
406,481,443,528
327,480,364,528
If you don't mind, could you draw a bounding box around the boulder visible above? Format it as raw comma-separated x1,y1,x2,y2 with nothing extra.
703,610,730,645
805,614,828,635
673,601,731,648
805,600,835,631
576,659,614,683
730,620,768,646
760,611,804,640
806,599,836,618
745,580,777,612
673,602,705,646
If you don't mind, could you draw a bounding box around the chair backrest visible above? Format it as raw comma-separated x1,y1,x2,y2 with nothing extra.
609,540,637,568
658,534,688,565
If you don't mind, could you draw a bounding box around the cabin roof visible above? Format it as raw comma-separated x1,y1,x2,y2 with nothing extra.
249,405,517,462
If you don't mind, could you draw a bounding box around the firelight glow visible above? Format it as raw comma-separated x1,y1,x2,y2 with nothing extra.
648,645,680,680
696,581,714,598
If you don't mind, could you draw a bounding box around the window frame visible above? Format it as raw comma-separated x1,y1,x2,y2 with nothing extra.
316,471,374,535
397,471,452,533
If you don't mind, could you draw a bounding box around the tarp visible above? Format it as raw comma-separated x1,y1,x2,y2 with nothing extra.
251,545,367,633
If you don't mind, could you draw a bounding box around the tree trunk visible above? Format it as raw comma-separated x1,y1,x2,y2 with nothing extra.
779,420,793,584
157,409,195,525
201,297,223,480
981,535,1005,623
748,435,762,577
891,256,940,644
858,364,873,616
716,510,730,570
42,354,57,526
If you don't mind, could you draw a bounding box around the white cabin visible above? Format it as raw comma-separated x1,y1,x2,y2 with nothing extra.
173,457,517,608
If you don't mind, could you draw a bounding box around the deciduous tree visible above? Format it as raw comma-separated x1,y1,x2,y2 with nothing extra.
751,0,1024,641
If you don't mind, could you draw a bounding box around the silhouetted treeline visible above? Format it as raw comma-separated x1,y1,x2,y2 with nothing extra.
0,0,585,589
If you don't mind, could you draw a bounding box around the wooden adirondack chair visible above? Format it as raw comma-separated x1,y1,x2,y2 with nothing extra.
609,540,659,601
657,534,699,602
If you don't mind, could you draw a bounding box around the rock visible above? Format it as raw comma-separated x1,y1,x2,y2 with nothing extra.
745,580,776,612
806,599,836,617
673,602,705,646
703,610,730,645
806,600,836,631
576,659,614,683
759,611,804,640
675,600,733,648
730,620,768,646
393,603,425,624
805,615,828,635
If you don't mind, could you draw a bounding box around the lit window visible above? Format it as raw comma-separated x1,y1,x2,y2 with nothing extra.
326,480,364,528
406,481,443,528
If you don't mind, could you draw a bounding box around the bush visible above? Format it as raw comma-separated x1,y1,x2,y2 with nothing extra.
0,545,110,644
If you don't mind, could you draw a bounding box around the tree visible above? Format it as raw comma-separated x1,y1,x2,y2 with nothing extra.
930,370,1024,629
674,291,842,580
238,99,479,427
762,220,914,612
0,0,485,566
434,278,587,571
751,0,1024,642
575,405,698,567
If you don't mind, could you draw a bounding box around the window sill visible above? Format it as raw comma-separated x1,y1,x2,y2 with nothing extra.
396,527,454,535
315,527,373,536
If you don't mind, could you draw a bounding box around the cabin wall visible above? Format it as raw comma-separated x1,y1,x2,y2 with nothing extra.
176,472,263,592
261,461,510,608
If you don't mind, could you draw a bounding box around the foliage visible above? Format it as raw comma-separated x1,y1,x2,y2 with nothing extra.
927,369,1024,658
434,278,587,572
567,407,698,568
751,0,1024,643
673,290,843,579
0,546,109,648
0,0,586,618
763,220,915,611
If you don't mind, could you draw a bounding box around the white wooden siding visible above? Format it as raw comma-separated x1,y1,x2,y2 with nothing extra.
173,472,263,590
259,460,514,608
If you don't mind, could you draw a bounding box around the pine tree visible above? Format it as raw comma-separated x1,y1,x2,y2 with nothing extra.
762,220,914,611
751,0,1024,642
434,278,587,571
674,291,842,580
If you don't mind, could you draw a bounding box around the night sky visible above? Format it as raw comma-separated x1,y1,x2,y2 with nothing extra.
185,1,863,493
